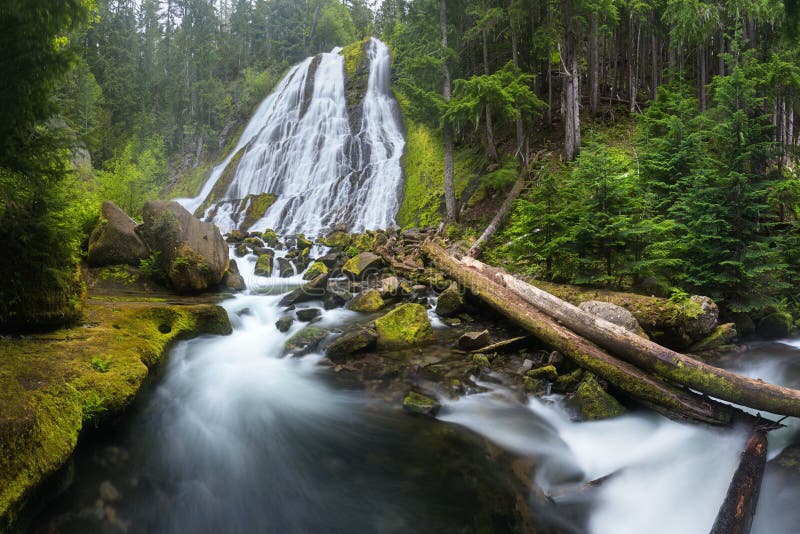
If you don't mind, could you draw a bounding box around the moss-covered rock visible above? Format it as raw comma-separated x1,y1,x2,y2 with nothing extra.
757,312,793,339
527,365,558,381
375,303,434,348
303,261,328,281
0,301,232,527
261,229,280,248
571,373,626,421
279,273,329,307
690,323,738,352
324,327,378,361
239,193,276,230
296,234,313,250
553,369,584,393
87,201,150,267
435,282,465,317
402,391,441,416
472,353,491,367
524,377,548,394
342,251,382,279
254,253,274,277
347,289,386,313
284,326,329,356
275,316,293,333
322,230,350,249
351,233,377,253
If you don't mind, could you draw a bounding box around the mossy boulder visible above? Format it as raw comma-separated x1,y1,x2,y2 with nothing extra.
141,200,229,293
254,253,274,277
87,201,150,267
757,312,793,339
553,369,584,393
342,251,383,279
284,326,329,356
303,261,328,281
275,316,293,332
527,365,558,381
571,373,626,421
347,289,386,313
0,301,232,527
322,230,351,249
690,323,738,352
296,234,313,250
324,326,378,361
261,229,280,248
435,282,465,317
402,391,440,416
375,303,434,348
277,257,294,277
222,260,246,291
239,193,276,230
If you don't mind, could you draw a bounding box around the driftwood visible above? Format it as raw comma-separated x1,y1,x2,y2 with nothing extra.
710,429,769,534
457,254,800,419
422,242,734,425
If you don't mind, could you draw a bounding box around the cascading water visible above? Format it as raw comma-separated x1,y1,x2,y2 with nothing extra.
177,38,405,237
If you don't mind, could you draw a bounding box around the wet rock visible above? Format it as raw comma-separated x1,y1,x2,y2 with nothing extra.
275,316,293,332
472,353,491,367
402,391,440,416
284,326,329,355
88,201,150,267
690,323,738,352
324,326,378,360
552,369,583,393
524,377,548,394
260,228,280,248
141,200,229,292
323,287,350,310
378,276,403,298
222,259,246,291
347,289,386,313
571,373,626,421
578,300,646,336
303,261,328,280
683,295,719,339
519,359,534,374
99,480,120,502
457,330,490,350
243,236,265,249
234,243,248,257
254,252,274,277
375,303,434,348
322,230,351,249
435,282,465,318
342,251,383,279
317,252,341,268
296,308,322,322
296,234,313,250
226,229,245,242
757,312,793,339
277,257,294,277
279,273,329,307
527,365,558,381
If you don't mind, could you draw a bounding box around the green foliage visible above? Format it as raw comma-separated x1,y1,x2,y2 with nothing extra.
96,135,167,217
90,356,111,373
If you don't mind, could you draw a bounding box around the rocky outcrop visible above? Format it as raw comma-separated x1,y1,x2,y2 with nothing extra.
87,201,149,267
140,201,229,293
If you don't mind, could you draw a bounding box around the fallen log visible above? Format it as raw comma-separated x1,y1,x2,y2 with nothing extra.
421,242,733,425
710,429,768,534
456,254,800,419
466,170,528,259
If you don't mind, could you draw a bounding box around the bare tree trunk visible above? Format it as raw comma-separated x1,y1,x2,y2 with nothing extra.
510,5,526,163
467,171,527,258
421,243,735,425
563,32,580,161
440,0,457,221
651,28,659,99
482,28,499,160
472,260,800,418
628,11,637,113
710,429,768,534
699,46,708,111
590,12,600,116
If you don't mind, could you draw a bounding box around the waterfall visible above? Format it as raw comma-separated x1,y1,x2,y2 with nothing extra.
176,38,405,236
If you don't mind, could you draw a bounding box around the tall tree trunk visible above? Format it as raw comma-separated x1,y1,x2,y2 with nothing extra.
563,40,581,161
590,12,600,116
482,28,499,160
699,45,708,111
440,0,457,221
628,11,636,113
651,20,659,100
510,4,526,163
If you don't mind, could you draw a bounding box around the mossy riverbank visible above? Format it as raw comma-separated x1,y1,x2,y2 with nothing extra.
0,295,232,528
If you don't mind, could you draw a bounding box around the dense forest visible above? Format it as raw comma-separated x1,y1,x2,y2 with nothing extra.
3,0,800,331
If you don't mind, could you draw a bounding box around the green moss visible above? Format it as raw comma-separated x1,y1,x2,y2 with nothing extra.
239,192,277,230
96,265,139,285
322,231,350,248
375,303,434,348
303,261,328,280
527,365,558,381
0,301,232,526
347,289,386,313
166,162,213,199
194,145,247,216
472,353,491,367
573,373,626,421
402,391,441,416
341,37,369,81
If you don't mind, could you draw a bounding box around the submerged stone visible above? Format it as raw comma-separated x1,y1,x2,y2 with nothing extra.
457,330,490,350
375,303,434,348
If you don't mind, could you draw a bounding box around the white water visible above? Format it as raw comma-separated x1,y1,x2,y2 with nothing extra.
177,38,405,236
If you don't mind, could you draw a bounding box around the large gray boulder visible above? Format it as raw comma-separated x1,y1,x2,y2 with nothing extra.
140,200,229,292
87,201,149,266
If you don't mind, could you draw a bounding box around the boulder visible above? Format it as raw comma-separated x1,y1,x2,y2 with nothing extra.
346,289,386,313
296,234,313,250
527,365,558,381
254,252,274,277
140,200,228,292
87,201,150,267
435,282,465,317
375,303,434,348
402,391,441,416
284,326,329,356
457,330,490,350
322,230,350,249
571,373,626,421
683,295,719,340
279,273,329,307
222,259,246,291
378,276,401,298
275,316,293,332
324,326,378,360
303,261,328,280
277,257,294,277
317,252,341,268
296,308,322,322
342,252,382,279
690,323,738,352
261,229,280,248
757,312,793,339
578,300,645,336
